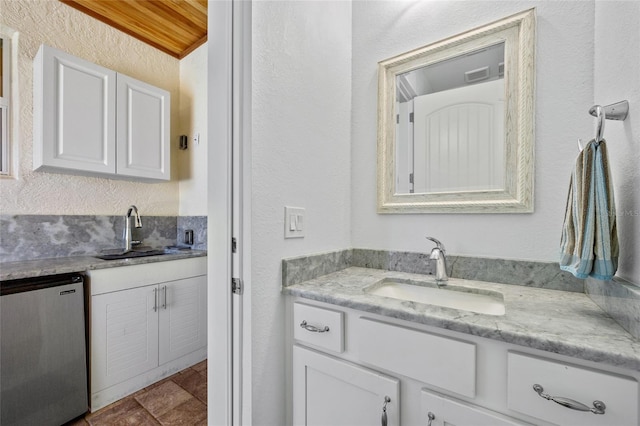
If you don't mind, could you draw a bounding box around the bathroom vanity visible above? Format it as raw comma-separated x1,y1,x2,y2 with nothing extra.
284,267,640,426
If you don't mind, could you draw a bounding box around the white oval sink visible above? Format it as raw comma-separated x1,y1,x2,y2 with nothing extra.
366,278,505,316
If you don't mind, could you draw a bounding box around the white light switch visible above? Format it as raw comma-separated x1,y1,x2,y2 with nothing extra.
285,207,305,239
296,214,304,231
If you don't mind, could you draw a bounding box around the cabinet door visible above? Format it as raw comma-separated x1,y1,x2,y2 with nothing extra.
293,345,399,426
34,45,116,174
116,74,170,180
91,285,159,392
421,389,529,426
158,276,207,365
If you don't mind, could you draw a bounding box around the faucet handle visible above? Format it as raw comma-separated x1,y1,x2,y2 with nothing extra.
426,236,445,252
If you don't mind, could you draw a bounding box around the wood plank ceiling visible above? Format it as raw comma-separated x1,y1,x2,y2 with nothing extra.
60,0,207,59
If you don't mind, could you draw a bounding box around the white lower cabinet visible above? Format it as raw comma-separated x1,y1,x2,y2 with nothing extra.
89,258,207,411
158,277,208,364
91,285,159,391
288,298,640,426
293,345,399,426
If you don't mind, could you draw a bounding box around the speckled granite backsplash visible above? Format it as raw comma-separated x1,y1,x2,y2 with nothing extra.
283,248,640,340
586,277,640,339
0,215,207,262
283,248,584,292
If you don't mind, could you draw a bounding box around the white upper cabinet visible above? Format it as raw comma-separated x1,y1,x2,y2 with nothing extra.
116,74,170,180
33,45,170,181
33,45,117,175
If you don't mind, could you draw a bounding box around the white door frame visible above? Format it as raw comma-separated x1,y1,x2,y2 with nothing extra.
208,1,252,425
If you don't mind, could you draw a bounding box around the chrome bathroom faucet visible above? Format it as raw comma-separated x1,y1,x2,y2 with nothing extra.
123,205,142,251
426,236,448,284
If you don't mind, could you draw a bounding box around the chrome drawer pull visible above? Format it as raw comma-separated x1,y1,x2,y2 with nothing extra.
299,320,329,333
153,288,158,312
381,396,390,426
533,384,606,415
162,285,167,309
426,411,435,426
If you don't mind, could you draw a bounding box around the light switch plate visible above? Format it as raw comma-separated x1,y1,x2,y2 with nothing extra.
285,206,305,239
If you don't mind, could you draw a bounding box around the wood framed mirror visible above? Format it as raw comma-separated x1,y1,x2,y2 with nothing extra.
377,9,535,213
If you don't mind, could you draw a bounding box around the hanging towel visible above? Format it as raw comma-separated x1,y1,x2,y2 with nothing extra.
560,139,618,280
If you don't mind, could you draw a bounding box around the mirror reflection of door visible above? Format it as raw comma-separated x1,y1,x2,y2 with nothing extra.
395,42,505,195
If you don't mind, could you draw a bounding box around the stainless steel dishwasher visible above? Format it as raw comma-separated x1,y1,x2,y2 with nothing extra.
1,273,88,426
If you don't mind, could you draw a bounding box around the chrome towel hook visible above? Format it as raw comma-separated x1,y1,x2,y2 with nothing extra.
581,100,629,149
594,105,605,143
588,100,629,121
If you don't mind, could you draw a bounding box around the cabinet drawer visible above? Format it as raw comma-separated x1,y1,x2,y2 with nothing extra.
293,302,344,353
89,257,207,295
356,318,476,398
507,352,638,426
422,389,530,426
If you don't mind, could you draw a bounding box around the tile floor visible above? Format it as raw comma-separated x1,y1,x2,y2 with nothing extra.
66,360,207,426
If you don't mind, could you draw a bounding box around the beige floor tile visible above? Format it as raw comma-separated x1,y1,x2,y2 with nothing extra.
135,381,193,418
157,398,207,426
75,361,207,424
87,398,160,426
172,369,207,403
192,360,207,373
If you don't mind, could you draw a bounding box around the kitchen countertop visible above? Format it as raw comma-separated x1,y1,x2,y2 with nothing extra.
283,266,640,371
0,250,207,281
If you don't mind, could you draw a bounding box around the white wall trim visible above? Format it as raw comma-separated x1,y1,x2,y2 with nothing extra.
208,0,234,424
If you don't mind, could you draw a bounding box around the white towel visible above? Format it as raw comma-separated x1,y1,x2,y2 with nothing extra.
559,139,618,280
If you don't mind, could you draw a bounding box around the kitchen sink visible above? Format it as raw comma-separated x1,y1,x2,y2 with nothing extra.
95,247,167,260
365,277,505,316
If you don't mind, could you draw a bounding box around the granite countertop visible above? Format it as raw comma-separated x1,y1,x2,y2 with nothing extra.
283,266,640,371
0,250,207,281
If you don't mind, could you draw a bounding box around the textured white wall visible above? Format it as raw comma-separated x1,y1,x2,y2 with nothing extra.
594,1,640,286
251,1,352,424
351,1,596,262
0,0,180,215
179,43,208,216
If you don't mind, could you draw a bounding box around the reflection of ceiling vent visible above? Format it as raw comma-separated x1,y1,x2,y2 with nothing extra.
464,66,490,83
396,74,417,102
498,62,504,77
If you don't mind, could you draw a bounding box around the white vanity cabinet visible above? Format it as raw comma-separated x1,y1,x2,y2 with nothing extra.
88,257,206,411
288,298,639,426
293,346,399,426
33,45,170,181
292,302,399,425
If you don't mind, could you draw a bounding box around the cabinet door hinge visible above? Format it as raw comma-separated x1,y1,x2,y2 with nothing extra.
232,278,243,295
409,112,414,123
232,237,237,253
